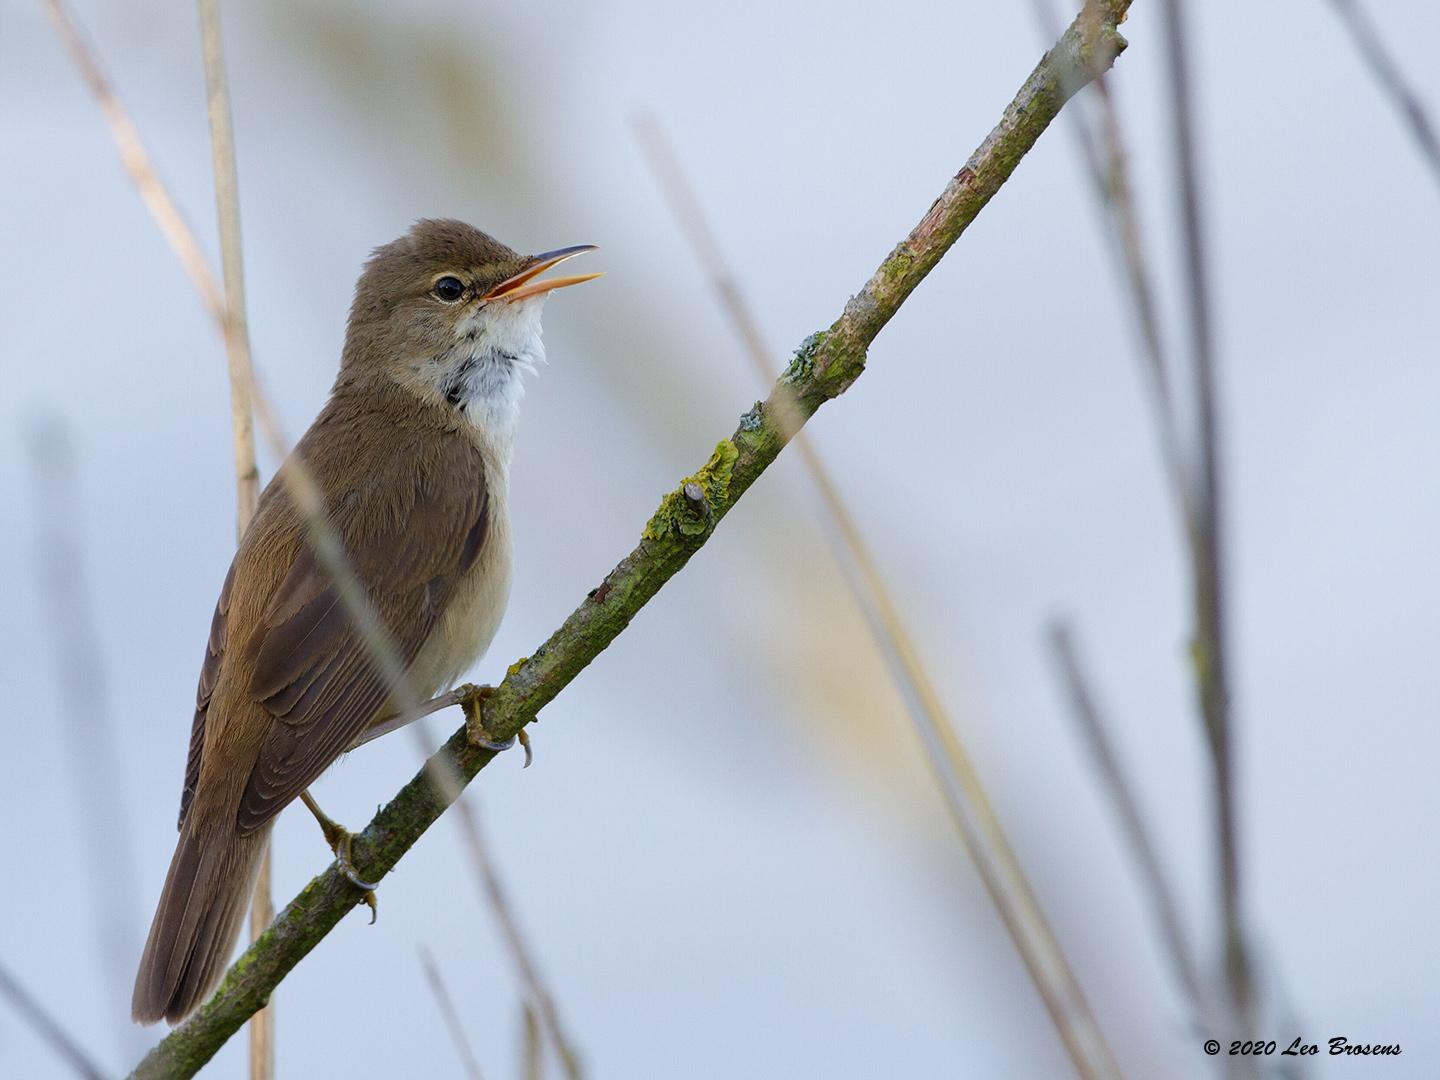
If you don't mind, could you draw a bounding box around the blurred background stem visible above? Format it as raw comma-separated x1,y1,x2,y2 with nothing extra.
195,2,268,1076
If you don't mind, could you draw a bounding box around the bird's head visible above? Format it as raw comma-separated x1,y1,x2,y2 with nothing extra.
341,218,599,430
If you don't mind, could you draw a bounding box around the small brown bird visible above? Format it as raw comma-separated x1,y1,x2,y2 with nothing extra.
132,219,599,1024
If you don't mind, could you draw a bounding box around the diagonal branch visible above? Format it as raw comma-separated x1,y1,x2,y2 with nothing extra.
127,4,1132,1076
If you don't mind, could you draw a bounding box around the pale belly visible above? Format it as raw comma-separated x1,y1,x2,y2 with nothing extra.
408,507,513,696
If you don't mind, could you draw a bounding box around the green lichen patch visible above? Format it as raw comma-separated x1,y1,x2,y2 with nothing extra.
880,245,915,284
643,440,740,541
781,331,828,385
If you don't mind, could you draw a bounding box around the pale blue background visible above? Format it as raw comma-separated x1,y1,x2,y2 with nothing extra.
1,1,1437,1076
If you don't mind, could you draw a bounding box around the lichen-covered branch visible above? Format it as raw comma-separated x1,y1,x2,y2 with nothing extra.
128,5,1130,1076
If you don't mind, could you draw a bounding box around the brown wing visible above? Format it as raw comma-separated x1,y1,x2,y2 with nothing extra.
232,435,490,836
178,561,236,830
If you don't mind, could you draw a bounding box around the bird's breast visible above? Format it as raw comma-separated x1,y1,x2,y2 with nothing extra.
410,494,513,695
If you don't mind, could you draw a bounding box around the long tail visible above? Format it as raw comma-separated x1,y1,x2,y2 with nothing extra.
132,819,270,1024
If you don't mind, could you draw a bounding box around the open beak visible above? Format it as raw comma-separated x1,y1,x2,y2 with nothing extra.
483,245,602,302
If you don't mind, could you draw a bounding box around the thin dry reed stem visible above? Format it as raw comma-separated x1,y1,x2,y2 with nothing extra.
419,947,486,1080
1048,622,1205,1013
1158,0,1254,1059
521,1001,543,1080
1026,0,1212,1025
41,0,223,324
26,418,146,1061
633,112,1121,1080
451,799,583,1079
0,959,107,1080
1327,0,1440,193
193,1,268,1075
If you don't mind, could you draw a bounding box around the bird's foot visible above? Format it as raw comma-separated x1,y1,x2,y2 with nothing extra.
462,684,534,767
300,791,380,922
332,828,379,924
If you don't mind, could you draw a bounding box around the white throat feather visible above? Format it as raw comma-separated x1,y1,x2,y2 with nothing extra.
428,296,546,459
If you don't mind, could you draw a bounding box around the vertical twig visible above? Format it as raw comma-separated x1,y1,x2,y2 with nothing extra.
1158,0,1253,1042
419,947,486,1080
197,0,260,529
25,418,145,1061
0,959,108,1080
1326,0,1440,193
194,2,267,1076
633,113,1121,1080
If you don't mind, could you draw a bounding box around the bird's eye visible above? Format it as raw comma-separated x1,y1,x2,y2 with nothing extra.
432,276,466,303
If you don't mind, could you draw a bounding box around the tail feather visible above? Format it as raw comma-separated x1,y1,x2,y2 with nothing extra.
132,821,270,1024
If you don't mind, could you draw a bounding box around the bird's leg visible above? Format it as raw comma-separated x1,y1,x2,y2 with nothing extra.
299,790,379,922
348,681,532,766
347,686,469,750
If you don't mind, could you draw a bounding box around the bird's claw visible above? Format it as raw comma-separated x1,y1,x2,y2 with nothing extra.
333,832,379,922
462,685,534,767
334,836,381,893
304,792,381,920
330,827,380,921
468,727,534,768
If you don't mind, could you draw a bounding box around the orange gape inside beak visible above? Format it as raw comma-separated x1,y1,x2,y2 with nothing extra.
483,245,602,301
